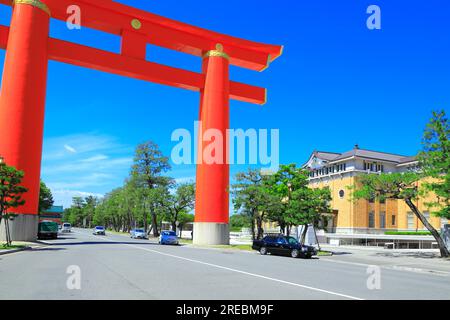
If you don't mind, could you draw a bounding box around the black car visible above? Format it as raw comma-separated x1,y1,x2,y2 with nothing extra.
252,235,317,258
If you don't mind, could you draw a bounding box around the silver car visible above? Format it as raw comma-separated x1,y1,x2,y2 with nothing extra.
130,228,147,239
61,222,71,233
93,226,106,235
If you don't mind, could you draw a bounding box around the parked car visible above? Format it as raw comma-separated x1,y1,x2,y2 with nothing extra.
38,221,59,239
130,228,147,239
252,235,317,258
93,226,106,235
159,230,179,245
61,222,71,233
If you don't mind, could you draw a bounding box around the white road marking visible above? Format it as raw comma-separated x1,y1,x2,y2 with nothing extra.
76,230,364,300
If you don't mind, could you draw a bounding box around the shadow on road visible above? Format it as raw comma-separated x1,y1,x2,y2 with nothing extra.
327,251,352,256
373,252,441,259
31,247,67,252
41,241,161,247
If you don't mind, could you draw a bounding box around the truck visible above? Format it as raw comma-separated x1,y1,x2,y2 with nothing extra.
38,220,59,239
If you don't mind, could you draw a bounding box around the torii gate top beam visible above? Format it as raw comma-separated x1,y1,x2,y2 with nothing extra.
0,0,282,72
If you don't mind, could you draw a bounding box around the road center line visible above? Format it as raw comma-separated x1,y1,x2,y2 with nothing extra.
77,230,364,300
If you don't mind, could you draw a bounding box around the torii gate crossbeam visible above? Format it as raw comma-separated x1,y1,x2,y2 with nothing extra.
0,0,282,244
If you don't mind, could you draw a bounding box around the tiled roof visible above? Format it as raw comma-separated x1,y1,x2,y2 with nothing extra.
313,147,417,164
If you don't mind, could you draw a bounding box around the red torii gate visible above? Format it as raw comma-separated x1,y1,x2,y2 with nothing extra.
0,0,282,244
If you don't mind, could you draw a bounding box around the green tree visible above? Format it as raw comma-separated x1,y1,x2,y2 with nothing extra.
131,141,171,236
38,181,54,214
229,213,251,231
266,164,331,239
177,211,194,238
83,195,98,228
352,172,449,257
67,196,85,227
0,160,28,246
419,110,450,220
160,183,195,232
231,168,282,239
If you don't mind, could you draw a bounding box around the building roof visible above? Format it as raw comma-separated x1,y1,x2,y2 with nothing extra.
311,146,418,165
43,206,64,214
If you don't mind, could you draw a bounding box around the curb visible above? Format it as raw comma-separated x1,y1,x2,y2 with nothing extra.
0,246,31,256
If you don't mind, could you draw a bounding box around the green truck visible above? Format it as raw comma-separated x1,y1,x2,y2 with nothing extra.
38,220,59,239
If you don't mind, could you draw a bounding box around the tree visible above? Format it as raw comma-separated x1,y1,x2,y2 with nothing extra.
0,161,28,246
38,181,54,214
161,183,195,232
83,195,98,229
419,110,450,220
131,141,171,236
232,169,272,240
289,186,331,244
352,172,449,257
266,164,331,240
229,213,251,232
177,211,194,238
67,196,85,227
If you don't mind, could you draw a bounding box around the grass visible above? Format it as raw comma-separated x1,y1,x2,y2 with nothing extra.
212,244,253,251
1,243,26,250
384,231,432,236
317,250,333,256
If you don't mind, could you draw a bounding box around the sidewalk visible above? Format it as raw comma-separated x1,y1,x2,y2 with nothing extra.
320,244,450,276
0,241,36,256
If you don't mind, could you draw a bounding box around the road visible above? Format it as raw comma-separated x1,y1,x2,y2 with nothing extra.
0,228,449,300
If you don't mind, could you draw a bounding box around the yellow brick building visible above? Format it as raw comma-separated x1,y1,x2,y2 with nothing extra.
301,145,448,234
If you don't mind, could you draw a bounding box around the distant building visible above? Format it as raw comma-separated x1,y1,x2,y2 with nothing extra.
302,145,447,234
39,206,64,225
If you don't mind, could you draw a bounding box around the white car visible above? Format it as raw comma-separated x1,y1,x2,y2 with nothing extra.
93,226,106,235
130,229,147,239
61,222,71,233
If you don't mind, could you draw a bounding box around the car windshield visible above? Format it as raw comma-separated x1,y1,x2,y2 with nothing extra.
135,229,144,233
96,226,104,230
287,237,298,245
163,231,176,236
63,223,70,227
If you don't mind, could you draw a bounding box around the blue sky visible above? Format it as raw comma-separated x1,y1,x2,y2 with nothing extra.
1,0,449,208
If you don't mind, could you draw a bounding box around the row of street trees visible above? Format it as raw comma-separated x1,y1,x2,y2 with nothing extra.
63,141,195,237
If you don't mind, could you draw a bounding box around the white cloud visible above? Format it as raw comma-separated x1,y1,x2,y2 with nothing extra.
64,144,77,153
42,133,134,205
51,189,104,209
81,155,109,162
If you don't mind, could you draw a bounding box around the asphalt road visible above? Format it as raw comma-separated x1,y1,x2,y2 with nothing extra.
0,228,449,300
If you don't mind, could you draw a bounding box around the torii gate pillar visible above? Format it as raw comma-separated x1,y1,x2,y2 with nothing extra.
194,44,230,245
0,1,50,241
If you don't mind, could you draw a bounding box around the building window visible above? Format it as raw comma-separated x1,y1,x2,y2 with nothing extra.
391,215,396,226
368,212,375,228
379,212,386,229
339,190,345,199
407,212,415,230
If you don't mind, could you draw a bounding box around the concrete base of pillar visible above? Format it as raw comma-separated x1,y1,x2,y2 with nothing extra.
0,214,38,242
193,222,229,245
